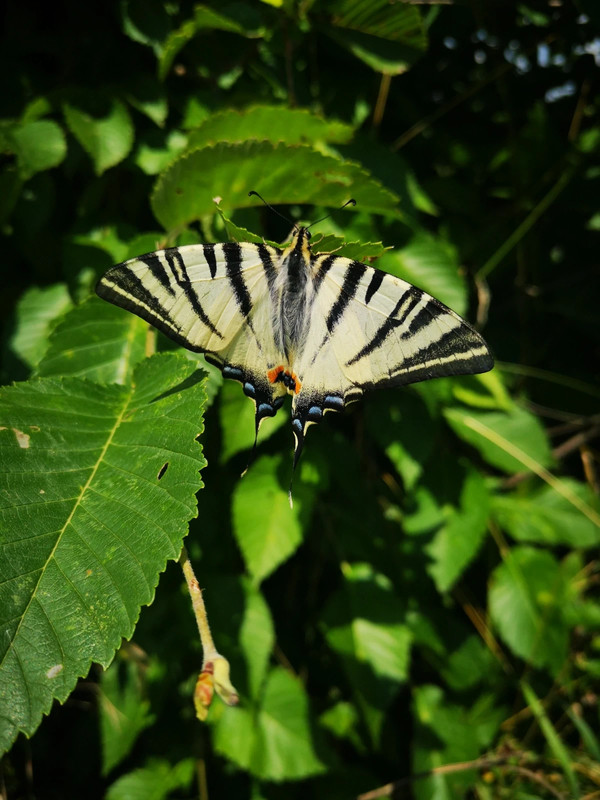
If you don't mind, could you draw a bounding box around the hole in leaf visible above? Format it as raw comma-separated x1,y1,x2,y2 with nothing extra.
157,462,169,480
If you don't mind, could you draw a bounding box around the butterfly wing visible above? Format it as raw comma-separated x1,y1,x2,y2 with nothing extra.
290,254,493,448
96,242,288,425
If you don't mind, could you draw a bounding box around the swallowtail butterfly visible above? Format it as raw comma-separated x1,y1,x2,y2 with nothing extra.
96,203,493,493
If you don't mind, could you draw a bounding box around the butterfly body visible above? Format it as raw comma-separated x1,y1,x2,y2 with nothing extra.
96,225,493,470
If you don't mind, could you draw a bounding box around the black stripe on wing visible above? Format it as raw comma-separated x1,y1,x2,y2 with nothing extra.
347,285,424,366
164,248,222,339
223,243,252,318
325,261,367,333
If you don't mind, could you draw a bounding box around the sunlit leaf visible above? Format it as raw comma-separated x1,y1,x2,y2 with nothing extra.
0,354,206,754
5,284,72,372
106,758,195,800
489,547,574,673
36,297,149,385
63,96,134,175
151,142,399,231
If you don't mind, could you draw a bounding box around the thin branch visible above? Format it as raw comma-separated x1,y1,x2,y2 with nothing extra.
373,73,392,128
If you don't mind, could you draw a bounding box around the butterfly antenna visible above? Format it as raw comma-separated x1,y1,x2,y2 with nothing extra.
307,198,356,231
248,191,294,226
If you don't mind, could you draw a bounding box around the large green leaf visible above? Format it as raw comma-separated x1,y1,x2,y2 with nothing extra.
492,479,600,548
239,579,274,699
63,96,134,175
212,667,326,781
186,105,354,149
0,354,207,754
36,297,149,384
151,142,399,231
488,547,574,673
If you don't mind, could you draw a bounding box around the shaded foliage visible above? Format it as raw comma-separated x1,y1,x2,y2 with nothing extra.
1,1,599,799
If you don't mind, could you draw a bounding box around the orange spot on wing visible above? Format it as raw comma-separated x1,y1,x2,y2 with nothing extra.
267,366,284,383
293,376,302,394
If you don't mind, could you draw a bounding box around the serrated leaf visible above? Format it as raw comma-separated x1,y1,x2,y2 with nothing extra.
36,297,149,385
311,233,390,261
63,96,134,175
6,284,72,371
106,758,195,800
212,668,325,781
186,106,354,150
426,468,490,593
492,479,600,547
7,120,67,180
151,142,399,231
324,0,427,74
379,232,468,315
444,405,553,473
489,547,573,673
231,454,304,583
100,656,155,775
0,354,207,753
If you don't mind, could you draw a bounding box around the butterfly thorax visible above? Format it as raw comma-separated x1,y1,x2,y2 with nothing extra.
276,227,314,362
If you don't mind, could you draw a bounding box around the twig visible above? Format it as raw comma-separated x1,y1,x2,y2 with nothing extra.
356,754,518,799
373,73,392,128
180,545,219,663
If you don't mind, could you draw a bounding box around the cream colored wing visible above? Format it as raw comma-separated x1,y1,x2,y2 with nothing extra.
96,241,289,426
289,254,493,454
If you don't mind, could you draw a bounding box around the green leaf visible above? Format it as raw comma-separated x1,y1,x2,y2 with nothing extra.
0,354,206,753
63,96,134,175
492,479,600,548
412,685,504,799
151,142,399,231
324,0,427,74
7,120,67,180
36,297,149,384
311,233,390,261
158,4,264,81
100,655,155,775
106,758,195,800
231,454,304,583
488,547,573,673
444,405,553,473
379,232,468,315
219,380,286,463
134,130,187,176
186,105,354,149
426,468,490,593
5,284,72,371
323,563,412,743
212,667,326,781
120,0,171,51
239,579,275,699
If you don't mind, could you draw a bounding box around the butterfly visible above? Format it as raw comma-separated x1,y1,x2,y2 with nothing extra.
96,201,493,497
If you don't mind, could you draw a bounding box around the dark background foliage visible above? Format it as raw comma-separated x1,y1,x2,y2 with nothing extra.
1,1,599,799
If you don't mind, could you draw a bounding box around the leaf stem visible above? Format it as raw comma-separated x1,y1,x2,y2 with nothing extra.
179,545,218,661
